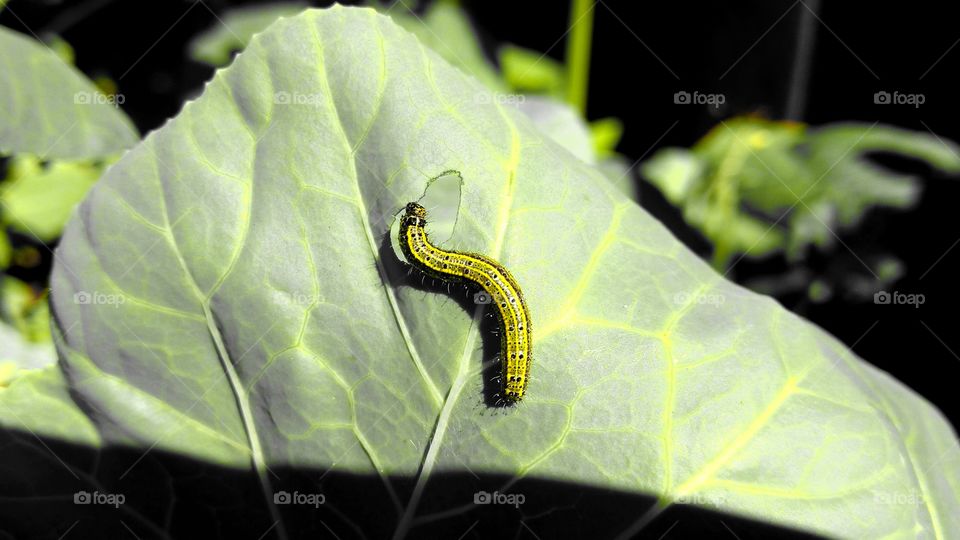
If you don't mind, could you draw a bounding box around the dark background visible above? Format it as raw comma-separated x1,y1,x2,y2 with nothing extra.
2,0,957,437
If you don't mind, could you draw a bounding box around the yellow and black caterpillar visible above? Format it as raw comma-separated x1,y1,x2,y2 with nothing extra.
398,202,532,403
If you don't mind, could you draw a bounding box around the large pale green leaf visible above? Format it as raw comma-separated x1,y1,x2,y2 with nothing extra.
30,6,960,538
0,26,137,159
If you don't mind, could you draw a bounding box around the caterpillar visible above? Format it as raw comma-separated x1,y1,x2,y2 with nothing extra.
398,202,532,403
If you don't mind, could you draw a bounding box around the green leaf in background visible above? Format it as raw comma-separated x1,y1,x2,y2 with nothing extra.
0,320,55,374
595,152,636,199
589,116,624,158
190,0,508,94
1,154,106,241
0,230,9,269
45,34,76,65
13,7,954,539
0,319,86,448
189,0,628,184
0,362,97,440
499,43,566,98
0,354,101,540
0,300,98,514
1,276,51,343
510,96,635,201
189,2,308,67
789,123,960,255
514,96,594,163
508,96,636,202
0,324,101,538
643,117,960,267
380,0,506,93
743,254,905,304
0,26,137,159
387,1,627,170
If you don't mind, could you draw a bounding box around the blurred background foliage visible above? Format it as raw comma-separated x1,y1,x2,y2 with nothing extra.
642,118,960,303
1,0,958,389
0,24,131,384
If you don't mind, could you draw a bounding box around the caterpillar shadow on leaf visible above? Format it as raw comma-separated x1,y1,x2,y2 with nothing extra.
376,223,513,409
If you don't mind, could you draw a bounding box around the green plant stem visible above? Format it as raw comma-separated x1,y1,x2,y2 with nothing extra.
707,138,749,270
565,0,594,117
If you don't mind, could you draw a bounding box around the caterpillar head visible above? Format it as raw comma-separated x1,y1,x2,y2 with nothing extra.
403,202,428,226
